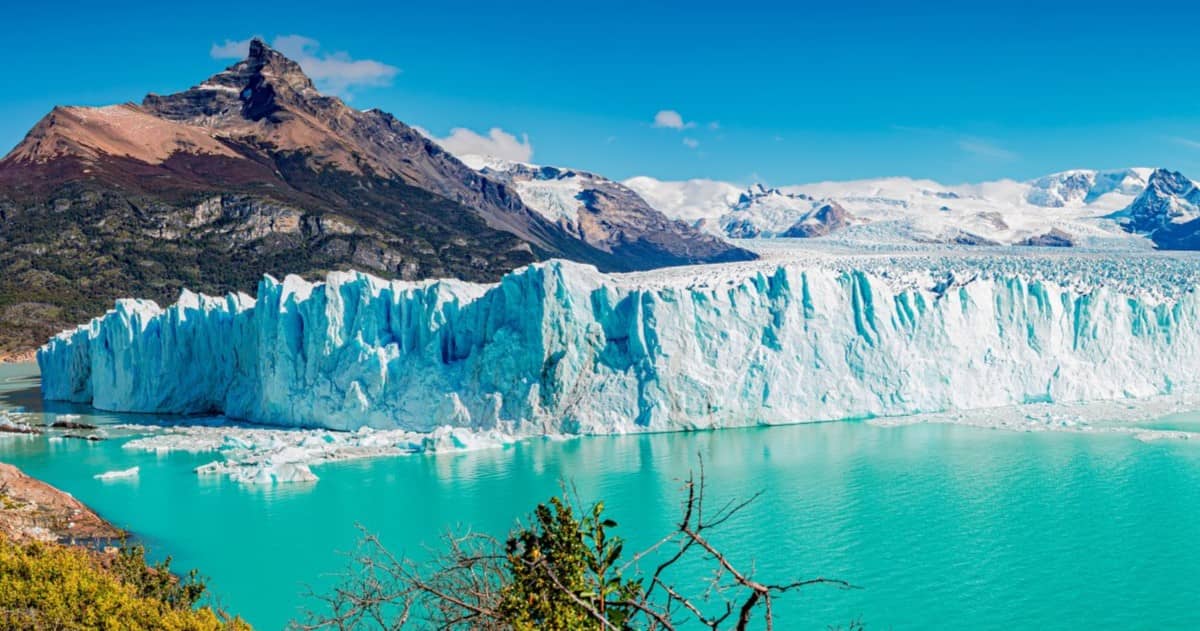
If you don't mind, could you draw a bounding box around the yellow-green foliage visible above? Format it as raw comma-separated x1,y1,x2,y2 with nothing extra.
498,498,642,631
0,537,250,630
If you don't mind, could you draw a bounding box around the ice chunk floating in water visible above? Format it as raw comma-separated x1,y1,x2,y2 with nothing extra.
120,423,519,485
36,258,1200,434
94,466,139,481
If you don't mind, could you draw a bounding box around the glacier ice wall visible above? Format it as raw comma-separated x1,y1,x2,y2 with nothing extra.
38,260,1200,434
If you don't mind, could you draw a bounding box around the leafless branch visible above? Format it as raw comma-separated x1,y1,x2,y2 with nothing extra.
296,455,854,630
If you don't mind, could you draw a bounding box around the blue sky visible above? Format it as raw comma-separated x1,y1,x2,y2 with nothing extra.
5,0,1200,184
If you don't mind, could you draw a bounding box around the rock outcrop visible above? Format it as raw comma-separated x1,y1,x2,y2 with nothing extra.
0,463,123,544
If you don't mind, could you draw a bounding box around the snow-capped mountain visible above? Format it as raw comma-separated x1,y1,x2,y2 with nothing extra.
1025,168,1150,207
724,184,814,237
1113,169,1200,232
1108,168,1200,249
709,184,861,238
625,168,1200,248
459,155,755,266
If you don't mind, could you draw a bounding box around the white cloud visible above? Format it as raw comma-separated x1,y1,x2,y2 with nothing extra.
1171,136,1200,150
210,35,399,97
419,126,534,162
707,121,720,130
957,137,1018,161
210,38,252,59
682,137,700,149
653,109,694,130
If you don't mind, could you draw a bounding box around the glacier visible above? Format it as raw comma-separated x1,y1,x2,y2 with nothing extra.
36,254,1200,435
624,168,1166,247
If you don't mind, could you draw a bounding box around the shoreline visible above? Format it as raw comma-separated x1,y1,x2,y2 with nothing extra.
0,349,36,364
0,462,124,546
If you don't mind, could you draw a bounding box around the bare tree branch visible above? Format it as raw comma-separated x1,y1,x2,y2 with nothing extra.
296,455,855,631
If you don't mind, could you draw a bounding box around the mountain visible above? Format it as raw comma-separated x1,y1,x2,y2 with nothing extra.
1108,168,1200,249
722,185,863,238
625,169,1165,247
725,184,813,237
0,39,750,356
1025,168,1149,207
779,201,854,238
460,156,755,266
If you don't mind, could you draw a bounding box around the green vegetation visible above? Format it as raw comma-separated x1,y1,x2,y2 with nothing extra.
300,467,853,630
0,536,249,630
497,498,642,630
0,152,537,356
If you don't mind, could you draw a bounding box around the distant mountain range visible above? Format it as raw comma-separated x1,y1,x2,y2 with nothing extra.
0,39,750,355
464,158,1200,249
624,167,1200,249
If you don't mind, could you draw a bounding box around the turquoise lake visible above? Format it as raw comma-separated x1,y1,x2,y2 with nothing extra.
3,361,1200,629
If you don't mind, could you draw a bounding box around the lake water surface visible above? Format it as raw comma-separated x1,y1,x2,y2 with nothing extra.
3,362,1200,630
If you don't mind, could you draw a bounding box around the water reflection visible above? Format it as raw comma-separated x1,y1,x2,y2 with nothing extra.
5,362,1200,629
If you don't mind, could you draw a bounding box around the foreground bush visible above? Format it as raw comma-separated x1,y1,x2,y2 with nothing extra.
0,536,249,630
299,464,853,630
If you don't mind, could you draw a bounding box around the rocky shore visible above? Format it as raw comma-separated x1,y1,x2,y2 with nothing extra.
0,349,35,363
0,462,123,545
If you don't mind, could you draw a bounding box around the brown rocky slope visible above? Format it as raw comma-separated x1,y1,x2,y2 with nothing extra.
0,39,753,355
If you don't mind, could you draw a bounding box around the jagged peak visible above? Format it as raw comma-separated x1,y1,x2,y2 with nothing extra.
141,38,326,126
241,39,315,92
734,183,811,209
248,38,269,60
1145,167,1196,194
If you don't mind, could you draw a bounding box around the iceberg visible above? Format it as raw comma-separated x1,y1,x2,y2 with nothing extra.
120,423,517,484
93,466,139,480
196,461,318,484
37,257,1200,435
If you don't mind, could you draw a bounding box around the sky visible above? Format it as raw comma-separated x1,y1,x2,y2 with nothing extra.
5,0,1200,185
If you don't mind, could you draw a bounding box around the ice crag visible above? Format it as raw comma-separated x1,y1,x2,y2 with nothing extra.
38,257,1200,435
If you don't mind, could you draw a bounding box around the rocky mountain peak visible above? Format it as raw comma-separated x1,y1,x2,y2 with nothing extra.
780,200,853,238
0,38,756,358
1117,168,1200,234
142,39,325,127
734,184,810,210
242,39,317,94
1145,168,1196,197
248,37,267,58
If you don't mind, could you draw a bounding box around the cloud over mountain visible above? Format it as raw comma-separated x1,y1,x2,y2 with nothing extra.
211,35,398,96
418,126,534,162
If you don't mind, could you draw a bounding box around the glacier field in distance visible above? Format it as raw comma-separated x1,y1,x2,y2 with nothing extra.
32,238,1200,485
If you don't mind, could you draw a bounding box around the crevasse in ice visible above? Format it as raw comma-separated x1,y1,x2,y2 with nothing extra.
38,260,1199,434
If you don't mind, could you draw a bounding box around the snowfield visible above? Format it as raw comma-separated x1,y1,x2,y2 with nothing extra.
625,168,1166,246
457,155,1200,250
37,243,1200,443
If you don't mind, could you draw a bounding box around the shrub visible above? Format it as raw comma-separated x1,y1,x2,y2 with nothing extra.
497,498,642,630
0,536,249,630
299,464,854,630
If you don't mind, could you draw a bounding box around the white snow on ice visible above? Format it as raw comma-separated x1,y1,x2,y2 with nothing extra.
93,466,139,480
37,243,1200,447
117,422,523,484
624,168,1169,246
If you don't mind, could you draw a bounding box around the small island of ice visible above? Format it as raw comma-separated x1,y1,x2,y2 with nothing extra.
93,466,139,481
